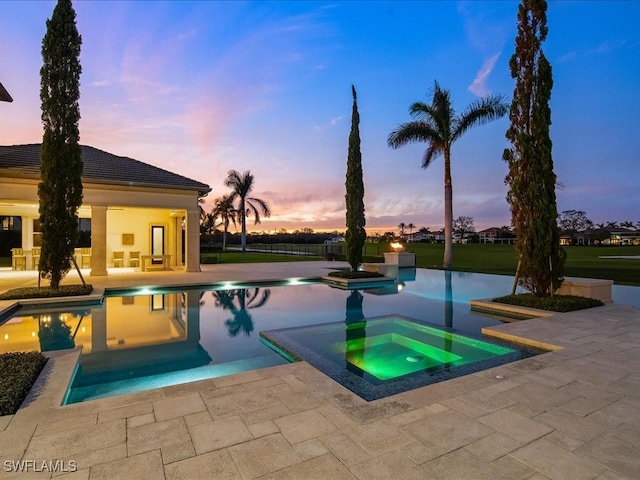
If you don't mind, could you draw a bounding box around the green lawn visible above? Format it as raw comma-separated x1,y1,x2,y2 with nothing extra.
404,243,640,285
202,251,323,264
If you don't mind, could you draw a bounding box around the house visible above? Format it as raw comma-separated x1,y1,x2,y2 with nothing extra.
406,232,433,242
0,144,211,275
478,227,516,245
432,230,445,243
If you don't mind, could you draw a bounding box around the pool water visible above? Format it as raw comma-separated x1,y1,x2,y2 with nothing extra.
0,269,635,404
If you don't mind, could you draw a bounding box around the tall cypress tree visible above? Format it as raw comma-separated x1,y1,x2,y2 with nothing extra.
345,85,366,272
503,0,564,296
39,0,83,289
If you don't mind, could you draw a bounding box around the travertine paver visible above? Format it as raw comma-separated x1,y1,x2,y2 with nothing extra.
188,415,253,454
319,431,370,466
292,438,330,460
477,408,553,443
160,440,196,464
576,426,640,479
1,264,639,480
152,392,207,421
126,417,190,457
126,413,155,429
65,443,127,472
349,450,424,480
344,419,415,456
164,449,242,480
247,419,280,438
227,433,302,480
401,409,494,457
273,409,337,444
97,402,153,424
256,453,357,480
511,438,607,480
204,388,283,419
89,450,164,480
461,432,524,462
24,419,125,460
420,448,514,480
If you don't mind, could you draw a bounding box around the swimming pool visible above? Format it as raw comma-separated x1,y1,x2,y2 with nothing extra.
0,269,636,403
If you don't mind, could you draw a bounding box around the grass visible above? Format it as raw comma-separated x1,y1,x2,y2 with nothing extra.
402,244,640,285
201,252,323,264
0,284,93,301
493,293,604,312
0,352,48,415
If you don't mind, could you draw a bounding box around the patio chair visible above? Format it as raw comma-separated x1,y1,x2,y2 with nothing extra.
81,248,92,268
129,251,140,268
32,247,41,270
113,251,124,268
11,248,26,271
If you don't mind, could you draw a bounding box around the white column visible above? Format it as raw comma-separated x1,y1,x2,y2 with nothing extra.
185,208,200,272
90,205,108,276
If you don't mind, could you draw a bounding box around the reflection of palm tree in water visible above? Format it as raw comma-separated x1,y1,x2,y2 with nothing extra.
211,288,271,337
345,290,366,374
444,270,453,354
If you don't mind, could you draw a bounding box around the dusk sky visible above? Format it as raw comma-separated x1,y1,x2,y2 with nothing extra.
1,1,638,234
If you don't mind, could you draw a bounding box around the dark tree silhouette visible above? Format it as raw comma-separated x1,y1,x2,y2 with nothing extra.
38,0,83,288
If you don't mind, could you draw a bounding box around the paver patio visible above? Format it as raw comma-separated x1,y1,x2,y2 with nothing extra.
0,262,638,479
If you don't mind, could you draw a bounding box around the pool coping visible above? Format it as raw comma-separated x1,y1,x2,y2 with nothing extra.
470,298,558,319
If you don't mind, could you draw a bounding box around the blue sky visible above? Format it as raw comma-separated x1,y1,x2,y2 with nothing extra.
1,1,638,233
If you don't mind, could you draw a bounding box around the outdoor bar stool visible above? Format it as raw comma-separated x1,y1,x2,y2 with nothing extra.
113,251,124,268
31,247,41,270
81,248,92,268
129,251,140,268
11,248,27,271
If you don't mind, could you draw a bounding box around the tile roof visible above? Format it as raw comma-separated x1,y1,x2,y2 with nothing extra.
0,82,12,102
0,144,211,194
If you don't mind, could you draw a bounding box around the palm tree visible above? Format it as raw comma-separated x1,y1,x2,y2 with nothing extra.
197,196,207,222
620,221,634,229
224,170,271,253
407,222,415,242
388,81,508,268
211,195,237,252
398,222,406,237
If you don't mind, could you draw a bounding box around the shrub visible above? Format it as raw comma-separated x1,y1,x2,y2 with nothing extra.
328,270,385,279
493,293,603,312
200,254,219,264
0,352,48,415
0,284,92,301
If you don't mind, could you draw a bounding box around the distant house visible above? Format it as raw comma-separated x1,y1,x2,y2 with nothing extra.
406,232,433,242
605,227,640,246
561,227,639,246
324,236,345,244
478,227,515,245
432,230,445,243
0,144,211,275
